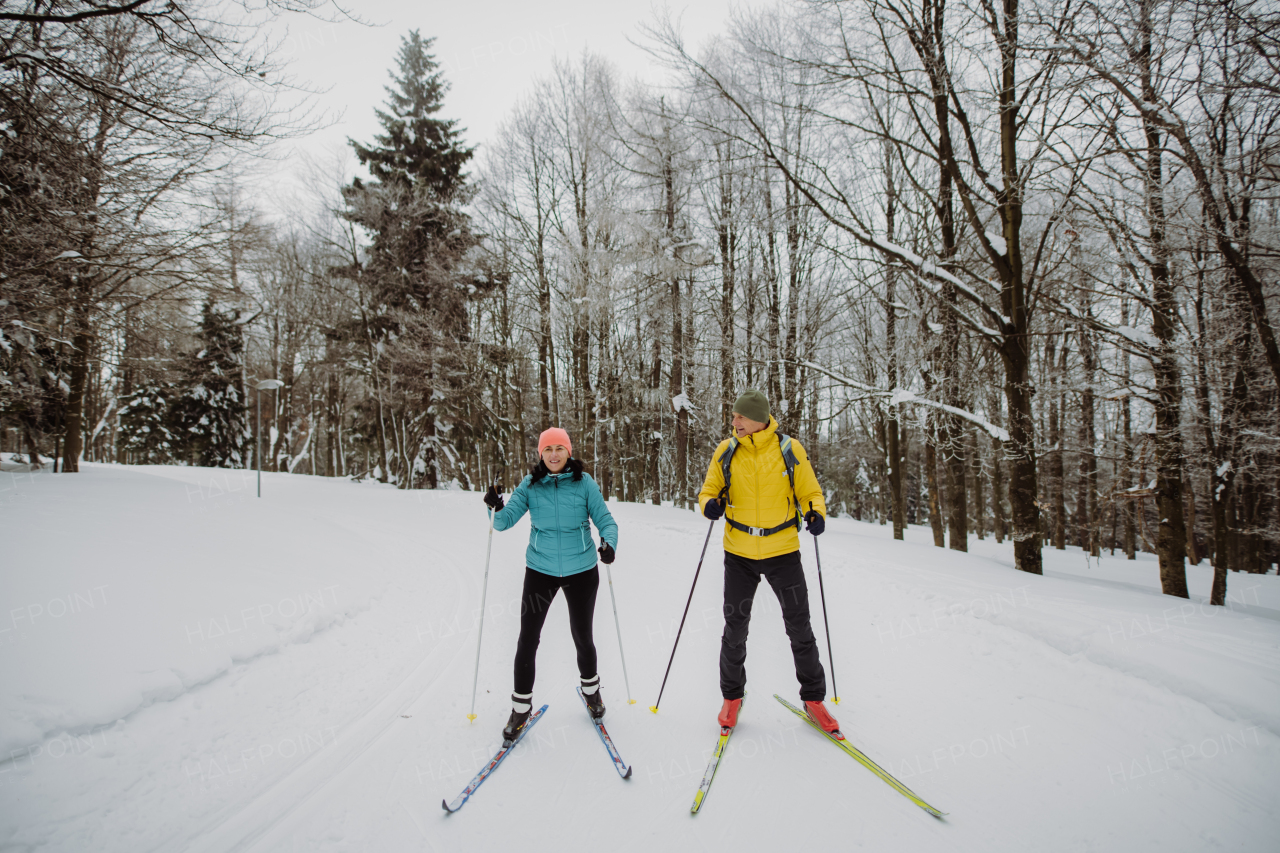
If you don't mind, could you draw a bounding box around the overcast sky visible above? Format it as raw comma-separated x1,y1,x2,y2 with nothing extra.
258,0,762,211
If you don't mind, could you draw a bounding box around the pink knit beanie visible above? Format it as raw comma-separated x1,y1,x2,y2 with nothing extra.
537,427,572,456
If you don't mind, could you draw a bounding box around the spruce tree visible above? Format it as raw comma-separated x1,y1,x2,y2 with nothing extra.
118,384,176,463
170,301,248,468
339,31,485,487
349,30,473,198
343,29,477,305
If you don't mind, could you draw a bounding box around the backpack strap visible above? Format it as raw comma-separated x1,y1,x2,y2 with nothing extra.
718,436,740,495
778,433,799,499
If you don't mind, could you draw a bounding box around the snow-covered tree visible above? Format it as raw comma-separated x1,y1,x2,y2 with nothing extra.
118,384,177,464
170,301,248,468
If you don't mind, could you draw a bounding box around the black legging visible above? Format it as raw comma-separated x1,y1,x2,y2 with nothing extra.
513,566,599,695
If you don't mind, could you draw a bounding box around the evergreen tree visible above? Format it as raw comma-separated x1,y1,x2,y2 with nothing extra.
170,301,248,468
118,383,177,463
349,30,473,197
342,29,477,306
338,31,488,487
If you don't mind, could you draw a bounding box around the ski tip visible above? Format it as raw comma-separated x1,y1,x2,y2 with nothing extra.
623,765,633,779
466,713,477,722
441,799,452,813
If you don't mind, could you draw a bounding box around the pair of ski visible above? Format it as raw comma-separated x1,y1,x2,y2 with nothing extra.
691,694,946,818
442,688,630,814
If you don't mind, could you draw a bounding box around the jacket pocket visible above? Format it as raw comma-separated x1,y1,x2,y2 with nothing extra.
532,529,539,553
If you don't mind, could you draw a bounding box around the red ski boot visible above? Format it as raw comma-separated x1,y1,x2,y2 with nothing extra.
804,700,841,735
718,697,742,728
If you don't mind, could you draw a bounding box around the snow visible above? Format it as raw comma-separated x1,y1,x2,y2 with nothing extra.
808,361,1010,442
1114,325,1161,350
2,463,1278,851
984,231,1007,256
1140,100,1182,127
671,392,694,413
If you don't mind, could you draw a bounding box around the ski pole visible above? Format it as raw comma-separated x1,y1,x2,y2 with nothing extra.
810,501,839,704
604,561,635,704
467,505,496,721
651,490,723,713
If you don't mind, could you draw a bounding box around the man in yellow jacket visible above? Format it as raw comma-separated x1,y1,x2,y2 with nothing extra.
697,390,840,734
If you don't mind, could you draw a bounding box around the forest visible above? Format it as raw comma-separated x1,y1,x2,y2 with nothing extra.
2,0,1277,602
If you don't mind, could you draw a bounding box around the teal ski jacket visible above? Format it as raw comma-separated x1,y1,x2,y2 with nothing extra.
493,471,619,577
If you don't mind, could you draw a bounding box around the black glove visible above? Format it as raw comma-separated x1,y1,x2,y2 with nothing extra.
483,484,504,511
598,542,615,564
804,508,825,536
703,497,725,520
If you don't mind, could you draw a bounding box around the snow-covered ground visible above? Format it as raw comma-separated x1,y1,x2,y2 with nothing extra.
2,462,1277,852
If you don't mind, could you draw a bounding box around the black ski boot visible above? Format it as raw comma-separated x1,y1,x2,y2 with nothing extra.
503,693,533,745
581,675,605,720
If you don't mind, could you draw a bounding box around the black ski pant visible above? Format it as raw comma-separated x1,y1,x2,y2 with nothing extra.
513,566,599,695
720,550,826,702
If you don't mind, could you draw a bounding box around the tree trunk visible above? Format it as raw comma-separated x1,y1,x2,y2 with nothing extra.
1076,276,1099,557
763,163,782,406
925,420,945,547
1185,478,1200,565
971,428,985,540
1047,329,1066,550
663,118,687,508
1141,0,1188,597
988,387,1006,543
782,165,803,429
326,365,338,477
930,53,967,554
1122,300,1137,560
367,337,390,484
650,335,663,505
993,0,1043,575
884,145,905,540
61,322,91,474
718,141,737,430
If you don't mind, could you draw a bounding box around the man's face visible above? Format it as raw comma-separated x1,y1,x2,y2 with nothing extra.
731,412,768,438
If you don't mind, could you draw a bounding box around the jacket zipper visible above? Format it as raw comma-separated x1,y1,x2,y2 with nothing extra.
554,476,561,574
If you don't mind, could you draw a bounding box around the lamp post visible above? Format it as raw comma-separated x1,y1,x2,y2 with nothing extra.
255,379,284,497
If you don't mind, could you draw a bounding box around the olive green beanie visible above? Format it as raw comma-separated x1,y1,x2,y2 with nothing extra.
732,389,770,424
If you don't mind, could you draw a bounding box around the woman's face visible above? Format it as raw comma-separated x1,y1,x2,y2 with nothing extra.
542,444,569,473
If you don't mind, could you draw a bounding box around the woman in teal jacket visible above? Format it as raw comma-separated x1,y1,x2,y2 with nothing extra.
483,427,618,743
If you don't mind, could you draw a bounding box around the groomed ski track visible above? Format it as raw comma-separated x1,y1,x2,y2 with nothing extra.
2,463,1278,852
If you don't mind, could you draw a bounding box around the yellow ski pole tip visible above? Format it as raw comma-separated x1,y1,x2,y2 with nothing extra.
466,713,477,722
649,706,659,713
628,699,637,705
832,698,840,705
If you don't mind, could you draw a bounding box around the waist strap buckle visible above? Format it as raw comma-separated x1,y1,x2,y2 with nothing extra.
748,526,765,537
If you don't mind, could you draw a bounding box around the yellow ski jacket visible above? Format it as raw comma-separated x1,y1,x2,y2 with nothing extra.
697,416,826,560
